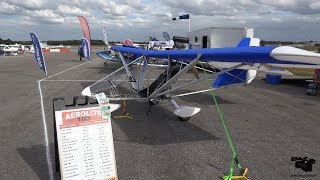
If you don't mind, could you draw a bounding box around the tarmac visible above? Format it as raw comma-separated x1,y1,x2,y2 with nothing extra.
0,51,319,180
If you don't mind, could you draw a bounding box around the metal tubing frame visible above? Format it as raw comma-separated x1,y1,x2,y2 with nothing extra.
154,62,246,98
149,54,202,98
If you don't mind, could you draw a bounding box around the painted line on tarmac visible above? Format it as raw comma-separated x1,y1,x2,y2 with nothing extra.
0,54,32,61
37,81,53,180
36,61,211,179
38,61,89,180
39,61,89,81
41,79,198,82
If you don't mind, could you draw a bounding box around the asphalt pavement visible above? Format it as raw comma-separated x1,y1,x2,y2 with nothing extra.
0,52,319,180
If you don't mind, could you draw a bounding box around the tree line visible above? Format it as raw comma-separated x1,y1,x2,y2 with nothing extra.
1,37,319,46
0,38,113,45
261,40,320,46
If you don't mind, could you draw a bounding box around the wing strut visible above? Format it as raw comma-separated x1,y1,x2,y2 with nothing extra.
149,54,202,98
119,52,138,90
154,63,246,98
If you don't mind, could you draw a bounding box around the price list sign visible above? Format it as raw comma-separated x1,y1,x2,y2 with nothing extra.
55,107,117,180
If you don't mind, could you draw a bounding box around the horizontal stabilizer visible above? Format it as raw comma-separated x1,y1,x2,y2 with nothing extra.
269,68,293,75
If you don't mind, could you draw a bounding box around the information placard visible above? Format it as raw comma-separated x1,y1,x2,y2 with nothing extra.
55,107,117,180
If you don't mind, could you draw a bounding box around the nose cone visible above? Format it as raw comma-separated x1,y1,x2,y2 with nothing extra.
82,87,92,97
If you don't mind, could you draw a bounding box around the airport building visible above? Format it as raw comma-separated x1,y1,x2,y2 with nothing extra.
188,27,254,48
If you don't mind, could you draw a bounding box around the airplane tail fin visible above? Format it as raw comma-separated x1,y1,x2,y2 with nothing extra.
212,38,259,87
236,37,260,47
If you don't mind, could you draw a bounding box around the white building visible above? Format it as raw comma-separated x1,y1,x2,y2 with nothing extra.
188,27,254,48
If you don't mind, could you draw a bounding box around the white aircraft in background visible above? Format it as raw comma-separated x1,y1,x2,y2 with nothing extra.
0,44,20,56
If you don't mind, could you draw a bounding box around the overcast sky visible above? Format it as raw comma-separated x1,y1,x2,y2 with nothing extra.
1,0,320,41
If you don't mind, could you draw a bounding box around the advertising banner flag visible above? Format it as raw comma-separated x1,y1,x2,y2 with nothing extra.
103,26,109,46
81,38,90,61
77,16,91,51
30,32,47,75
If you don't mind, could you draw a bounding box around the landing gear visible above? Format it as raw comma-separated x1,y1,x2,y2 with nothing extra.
170,99,201,122
178,116,190,121
307,83,318,96
103,62,108,66
149,99,159,105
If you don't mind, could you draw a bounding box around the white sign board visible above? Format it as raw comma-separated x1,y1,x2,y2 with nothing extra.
55,107,117,180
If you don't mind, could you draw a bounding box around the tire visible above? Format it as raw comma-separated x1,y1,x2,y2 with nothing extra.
104,62,108,66
178,116,190,121
307,83,318,96
149,99,159,105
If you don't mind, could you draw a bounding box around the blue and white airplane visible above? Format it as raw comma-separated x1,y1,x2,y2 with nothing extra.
82,37,320,121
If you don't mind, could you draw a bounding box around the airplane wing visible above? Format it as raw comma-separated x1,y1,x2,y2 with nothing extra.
96,51,121,62
111,45,320,67
97,50,169,68
80,38,320,122
83,42,320,99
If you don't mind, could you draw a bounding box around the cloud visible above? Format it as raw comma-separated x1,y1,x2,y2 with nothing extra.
0,3,16,14
3,0,56,11
57,5,90,16
0,0,319,41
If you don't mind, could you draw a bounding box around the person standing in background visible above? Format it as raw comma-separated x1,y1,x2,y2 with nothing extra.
78,44,83,61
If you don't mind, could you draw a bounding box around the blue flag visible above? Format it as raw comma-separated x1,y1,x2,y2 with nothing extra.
30,32,47,75
81,37,90,61
172,14,189,21
179,14,189,19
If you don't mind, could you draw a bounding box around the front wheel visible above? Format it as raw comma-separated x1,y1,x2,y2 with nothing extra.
178,116,190,121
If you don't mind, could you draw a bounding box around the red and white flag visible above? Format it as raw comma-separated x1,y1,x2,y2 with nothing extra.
77,16,91,51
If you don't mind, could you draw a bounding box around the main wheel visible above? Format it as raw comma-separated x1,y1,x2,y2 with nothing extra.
104,62,108,66
149,99,159,105
178,116,190,121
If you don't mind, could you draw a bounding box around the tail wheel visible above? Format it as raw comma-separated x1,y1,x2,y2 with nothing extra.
178,116,190,121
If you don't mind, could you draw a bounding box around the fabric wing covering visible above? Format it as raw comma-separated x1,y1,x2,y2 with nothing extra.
110,45,317,65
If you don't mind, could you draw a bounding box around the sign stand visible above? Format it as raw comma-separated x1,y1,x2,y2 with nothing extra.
53,96,117,180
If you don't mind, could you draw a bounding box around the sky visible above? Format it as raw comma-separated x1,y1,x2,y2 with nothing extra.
1,0,320,41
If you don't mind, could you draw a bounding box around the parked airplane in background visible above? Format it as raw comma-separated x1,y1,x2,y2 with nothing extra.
28,41,70,53
0,44,21,56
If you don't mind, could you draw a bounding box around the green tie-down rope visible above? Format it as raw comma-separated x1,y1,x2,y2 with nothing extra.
198,60,242,180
